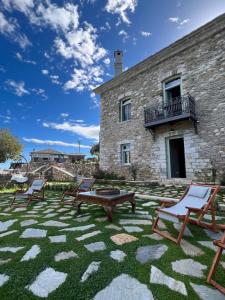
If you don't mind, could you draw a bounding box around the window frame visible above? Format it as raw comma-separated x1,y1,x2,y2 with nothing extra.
162,76,183,104
121,143,131,165
120,98,131,122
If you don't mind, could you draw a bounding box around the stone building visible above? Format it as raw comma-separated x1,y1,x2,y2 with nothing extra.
94,14,225,183
30,149,85,163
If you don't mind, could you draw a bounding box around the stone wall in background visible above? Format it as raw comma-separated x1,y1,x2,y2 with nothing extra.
99,15,225,183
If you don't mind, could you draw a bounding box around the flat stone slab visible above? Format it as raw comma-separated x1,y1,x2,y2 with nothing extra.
0,230,18,238
190,282,225,300
173,223,193,237
123,226,143,233
204,229,223,240
111,233,138,245
136,244,168,264
110,250,126,262
55,251,78,262
0,246,24,253
198,241,222,252
21,228,47,238
172,259,207,278
105,224,122,231
76,216,91,222
94,274,154,300
39,221,69,227
85,242,106,252
21,245,41,262
150,265,187,296
26,267,67,298
76,230,101,241
49,235,66,243
0,219,17,232
43,213,58,218
142,201,158,207
20,219,38,227
0,274,9,287
80,261,101,283
60,224,95,232
180,240,204,257
119,219,151,226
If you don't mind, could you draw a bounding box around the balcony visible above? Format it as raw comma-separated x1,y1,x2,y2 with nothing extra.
144,95,197,129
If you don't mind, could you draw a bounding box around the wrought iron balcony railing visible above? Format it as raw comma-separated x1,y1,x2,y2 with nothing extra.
144,95,197,128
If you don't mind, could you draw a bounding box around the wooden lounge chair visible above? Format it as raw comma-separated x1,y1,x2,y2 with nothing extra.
10,179,46,207
207,230,225,295
61,178,95,205
152,183,220,244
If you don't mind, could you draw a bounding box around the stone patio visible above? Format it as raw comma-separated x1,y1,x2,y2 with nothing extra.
0,185,224,299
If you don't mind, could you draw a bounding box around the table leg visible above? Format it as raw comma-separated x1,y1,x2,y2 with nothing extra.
105,206,113,221
130,196,136,213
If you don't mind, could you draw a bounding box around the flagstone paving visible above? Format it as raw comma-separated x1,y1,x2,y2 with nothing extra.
0,187,224,299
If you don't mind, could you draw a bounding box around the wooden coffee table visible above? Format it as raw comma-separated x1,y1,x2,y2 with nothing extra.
76,190,136,221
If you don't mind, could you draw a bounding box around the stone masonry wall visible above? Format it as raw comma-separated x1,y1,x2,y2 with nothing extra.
99,16,225,183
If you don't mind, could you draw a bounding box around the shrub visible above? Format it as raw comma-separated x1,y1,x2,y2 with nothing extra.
93,169,125,180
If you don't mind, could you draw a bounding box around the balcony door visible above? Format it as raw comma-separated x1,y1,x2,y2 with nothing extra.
164,77,182,116
166,136,186,178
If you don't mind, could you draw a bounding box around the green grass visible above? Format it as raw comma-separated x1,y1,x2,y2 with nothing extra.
0,188,224,299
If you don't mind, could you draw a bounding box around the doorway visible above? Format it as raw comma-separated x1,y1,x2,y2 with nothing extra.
167,137,186,178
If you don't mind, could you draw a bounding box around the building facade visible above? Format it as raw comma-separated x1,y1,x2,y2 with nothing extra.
30,149,85,163
94,14,225,183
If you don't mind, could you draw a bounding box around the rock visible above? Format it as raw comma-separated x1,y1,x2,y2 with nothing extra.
20,219,38,227
119,219,151,225
190,282,225,300
60,224,95,232
204,229,223,240
49,235,66,243
0,246,24,253
110,250,126,262
43,213,58,218
59,216,72,220
54,251,78,262
85,242,106,252
0,274,9,287
142,201,158,207
172,259,207,278
0,230,18,237
198,241,221,252
123,226,143,233
105,224,122,231
150,265,187,296
94,274,154,300
173,223,193,237
39,220,69,227
111,233,138,245
136,244,168,264
76,216,91,222
0,219,17,232
80,261,101,283
14,207,26,212
21,245,41,262
0,259,11,265
180,240,204,257
76,230,101,241
26,267,67,298
21,228,47,238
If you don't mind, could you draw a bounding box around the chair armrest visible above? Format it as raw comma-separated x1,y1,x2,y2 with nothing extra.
185,206,201,212
213,240,225,249
159,199,177,208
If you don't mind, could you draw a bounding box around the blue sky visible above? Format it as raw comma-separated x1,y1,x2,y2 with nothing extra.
1,0,225,168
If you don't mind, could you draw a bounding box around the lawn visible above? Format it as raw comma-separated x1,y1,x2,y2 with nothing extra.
0,185,225,300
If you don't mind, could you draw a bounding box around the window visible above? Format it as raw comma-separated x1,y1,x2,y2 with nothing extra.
121,143,131,165
164,77,181,103
120,99,131,121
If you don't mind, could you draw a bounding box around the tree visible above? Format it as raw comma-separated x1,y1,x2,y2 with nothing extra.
0,129,23,163
90,143,100,160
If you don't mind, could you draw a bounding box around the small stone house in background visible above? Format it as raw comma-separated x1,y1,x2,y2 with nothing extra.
94,14,225,183
30,149,85,163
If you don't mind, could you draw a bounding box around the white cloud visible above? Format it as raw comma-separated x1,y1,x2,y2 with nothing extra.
0,114,11,123
43,121,100,141
0,11,31,48
42,69,49,75
60,113,69,118
141,31,152,37
31,88,47,100
15,52,36,64
50,74,61,85
5,80,30,97
23,137,91,149
105,0,137,24
118,29,129,42
103,58,110,65
169,17,190,27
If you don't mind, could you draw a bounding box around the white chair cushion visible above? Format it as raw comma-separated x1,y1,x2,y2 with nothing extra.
187,186,210,199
